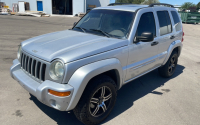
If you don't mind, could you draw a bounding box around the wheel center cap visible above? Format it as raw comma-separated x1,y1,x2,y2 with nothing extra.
99,97,104,104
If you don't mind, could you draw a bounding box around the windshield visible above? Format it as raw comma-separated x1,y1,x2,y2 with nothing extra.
73,9,135,39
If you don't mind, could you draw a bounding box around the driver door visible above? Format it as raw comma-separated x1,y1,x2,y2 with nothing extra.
125,8,159,82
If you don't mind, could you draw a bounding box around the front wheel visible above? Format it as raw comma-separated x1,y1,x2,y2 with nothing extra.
73,75,117,125
158,51,178,78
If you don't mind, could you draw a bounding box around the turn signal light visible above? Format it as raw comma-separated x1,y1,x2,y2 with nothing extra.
48,89,71,97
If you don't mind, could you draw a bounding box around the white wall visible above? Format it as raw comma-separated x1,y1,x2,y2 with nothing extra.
1,0,37,11
73,0,85,16
1,0,110,15
86,0,110,7
43,0,52,14
1,0,52,14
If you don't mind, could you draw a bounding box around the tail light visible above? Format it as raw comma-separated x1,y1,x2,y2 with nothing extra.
182,27,184,42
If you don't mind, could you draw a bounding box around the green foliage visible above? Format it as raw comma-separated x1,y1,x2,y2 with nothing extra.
115,0,145,4
132,0,145,4
197,2,200,10
115,0,160,5
181,2,196,10
142,0,160,5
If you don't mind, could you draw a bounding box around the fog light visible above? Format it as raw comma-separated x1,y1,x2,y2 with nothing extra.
48,89,71,97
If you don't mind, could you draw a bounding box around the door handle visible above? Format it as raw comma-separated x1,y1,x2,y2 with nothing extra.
151,41,159,46
170,36,175,39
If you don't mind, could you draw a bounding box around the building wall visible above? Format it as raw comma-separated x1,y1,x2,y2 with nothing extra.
73,0,86,16
72,0,110,16
43,0,52,14
1,0,109,15
86,0,110,7
1,0,37,11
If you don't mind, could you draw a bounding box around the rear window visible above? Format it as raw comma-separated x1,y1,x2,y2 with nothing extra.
171,11,181,31
157,11,172,36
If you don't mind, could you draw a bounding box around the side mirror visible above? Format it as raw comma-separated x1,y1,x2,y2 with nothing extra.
73,22,77,26
135,32,154,42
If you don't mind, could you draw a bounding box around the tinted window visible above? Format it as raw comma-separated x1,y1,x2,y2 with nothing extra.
157,11,172,35
171,11,181,31
74,9,135,39
136,12,156,37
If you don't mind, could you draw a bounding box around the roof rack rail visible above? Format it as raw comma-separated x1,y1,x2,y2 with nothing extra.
149,3,174,7
108,3,132,6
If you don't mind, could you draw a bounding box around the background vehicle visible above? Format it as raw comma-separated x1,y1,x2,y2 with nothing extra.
10,3,183,125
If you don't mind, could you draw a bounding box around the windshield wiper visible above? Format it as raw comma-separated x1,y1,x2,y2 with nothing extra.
75,27,86,32
89,29,110,38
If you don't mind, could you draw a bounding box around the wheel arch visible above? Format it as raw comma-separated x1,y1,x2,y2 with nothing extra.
89,69,121,90
66,58,123,111
162,40,183,65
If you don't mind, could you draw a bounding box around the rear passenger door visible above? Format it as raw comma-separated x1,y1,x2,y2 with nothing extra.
153,8,176,65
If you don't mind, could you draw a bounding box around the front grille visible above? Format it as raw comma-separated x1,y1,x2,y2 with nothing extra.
20,52,46,81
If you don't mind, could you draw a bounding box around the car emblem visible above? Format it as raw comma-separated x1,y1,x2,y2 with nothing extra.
32,50,38,53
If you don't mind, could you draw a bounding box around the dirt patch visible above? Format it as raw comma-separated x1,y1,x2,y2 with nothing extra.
3,57,15,62
12,110,23,117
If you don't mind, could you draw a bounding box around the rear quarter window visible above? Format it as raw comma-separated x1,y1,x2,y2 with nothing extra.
157,11,172,36
171,11,181,31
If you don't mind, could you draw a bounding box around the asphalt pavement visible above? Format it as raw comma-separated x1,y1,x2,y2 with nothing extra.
0,15,200,125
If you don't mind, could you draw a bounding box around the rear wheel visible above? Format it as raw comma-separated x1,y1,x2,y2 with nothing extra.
73,75,117,125
158,51,178,78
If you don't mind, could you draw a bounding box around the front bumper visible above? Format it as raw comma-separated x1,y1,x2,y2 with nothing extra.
10,59,74,111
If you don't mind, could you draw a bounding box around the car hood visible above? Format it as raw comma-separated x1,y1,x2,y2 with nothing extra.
22,30,128,63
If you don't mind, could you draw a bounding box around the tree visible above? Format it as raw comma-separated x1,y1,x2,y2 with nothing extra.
115,0,145,4
115,0,160,5
181,2,196,10
188,6,197,12
132,0,145,4
142,0,160,5
197,2,200,10
115,0,133,3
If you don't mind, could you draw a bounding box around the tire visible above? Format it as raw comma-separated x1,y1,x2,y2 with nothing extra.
73,75,117,125
158,51,178,78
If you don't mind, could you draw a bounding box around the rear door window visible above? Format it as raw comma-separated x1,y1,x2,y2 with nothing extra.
157,11,172,36
171,11,181,31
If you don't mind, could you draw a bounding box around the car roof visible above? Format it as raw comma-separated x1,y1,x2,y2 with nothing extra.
94,5,176,12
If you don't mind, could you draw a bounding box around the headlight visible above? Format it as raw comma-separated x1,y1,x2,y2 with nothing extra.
17,45,22,59
49,60,65,80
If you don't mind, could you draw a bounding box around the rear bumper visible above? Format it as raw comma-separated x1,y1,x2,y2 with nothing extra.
10,59,74,111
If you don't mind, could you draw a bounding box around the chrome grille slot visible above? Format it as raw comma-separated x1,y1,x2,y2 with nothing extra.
23,55,26,69
28,58,32,74
20,52,47,82
32,60,36,76
41,64,46,81
36,61,41,79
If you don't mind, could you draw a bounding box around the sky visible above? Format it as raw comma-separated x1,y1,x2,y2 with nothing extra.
110,0,199,5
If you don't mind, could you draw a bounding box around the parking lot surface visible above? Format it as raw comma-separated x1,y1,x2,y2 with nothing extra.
0,15,200,125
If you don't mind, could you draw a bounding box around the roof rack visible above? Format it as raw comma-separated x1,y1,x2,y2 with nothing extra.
149,3,174,7
108,3,132,6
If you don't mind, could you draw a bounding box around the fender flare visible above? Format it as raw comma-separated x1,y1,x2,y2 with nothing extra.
162,40,183,65
66,58,123,111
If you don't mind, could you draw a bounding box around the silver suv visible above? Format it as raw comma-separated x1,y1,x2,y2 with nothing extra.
10,3,183,125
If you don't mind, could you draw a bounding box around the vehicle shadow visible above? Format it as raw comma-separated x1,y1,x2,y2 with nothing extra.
29,95,83,125
30,64,185,125
103,64,185,123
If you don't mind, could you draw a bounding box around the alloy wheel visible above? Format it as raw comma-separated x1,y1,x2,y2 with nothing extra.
168,55,177,73
89,86,112,117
